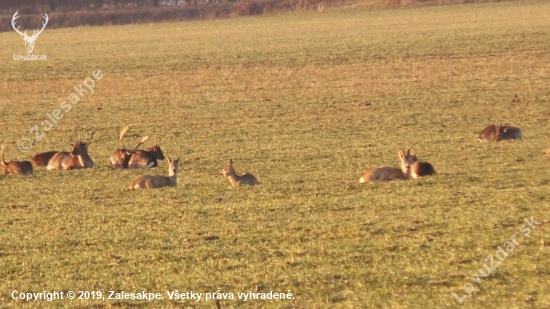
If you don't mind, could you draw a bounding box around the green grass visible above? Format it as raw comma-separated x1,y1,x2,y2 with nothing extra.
1,1,550,308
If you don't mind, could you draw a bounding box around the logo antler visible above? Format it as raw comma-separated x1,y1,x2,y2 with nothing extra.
11,10,49,54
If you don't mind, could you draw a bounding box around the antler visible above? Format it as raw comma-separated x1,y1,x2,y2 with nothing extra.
32,13,49,39
0,141,6,164
11,11,26,37
155,138,159,147
86,129,97,142
130,135,149,152
119,125,132,149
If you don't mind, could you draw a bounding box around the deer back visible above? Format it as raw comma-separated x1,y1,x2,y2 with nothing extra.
110,148,132,168
128,150,159,168
478,125,498,142
31,151,59,167
2,159,34,175
497,125,522,141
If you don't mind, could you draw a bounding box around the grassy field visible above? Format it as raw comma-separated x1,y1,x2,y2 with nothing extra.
1,0,550,307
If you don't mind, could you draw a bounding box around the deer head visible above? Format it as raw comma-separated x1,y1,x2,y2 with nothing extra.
69,129,96,157
11,11,49,54
146,138,165,160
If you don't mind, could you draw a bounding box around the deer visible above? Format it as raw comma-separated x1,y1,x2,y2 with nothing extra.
47,129,96,170
544,146,550,158
400,147,436,179
359,149,410,183
129,158,180,190
31,150,59,167
110,125,149,168
478,124,523,142
127,138,165,169
221,159,260,186
1,142,33,175
11,11,49,54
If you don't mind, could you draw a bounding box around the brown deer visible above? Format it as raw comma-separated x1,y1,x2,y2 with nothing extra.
1,142,33,175
129,157,180,190
110,125,149,168
221,159,260,186
359,148,410,183
127,138,165,169
478,124,523,142
47,129,96,170
401,147,436,179
30,150,59,167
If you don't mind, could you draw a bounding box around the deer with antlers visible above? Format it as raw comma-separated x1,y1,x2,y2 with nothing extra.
1,142,33,175
11,11,49,54
47,128,96,170
110,125,149,168
127,138,165,169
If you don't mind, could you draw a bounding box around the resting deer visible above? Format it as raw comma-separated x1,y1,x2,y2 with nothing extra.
221,159,260,186
110,125,149,168
47,129,96,170
1,142,33,175
129,157,179,190
478,124,522,142
401,147,436,179
127,138,165,168
31,150,59,167
359,148,410,183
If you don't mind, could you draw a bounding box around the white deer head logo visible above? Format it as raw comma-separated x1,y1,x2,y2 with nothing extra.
11,11,49,54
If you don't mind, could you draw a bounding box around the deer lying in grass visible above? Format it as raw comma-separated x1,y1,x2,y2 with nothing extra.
359,149,410,183
359,147,436,182
47,129,96,170
221,159,260,186
478,124,522,142
129,157,179,190
127,138,165,169
1,142,33,175
110,125,149,168
401,147,436,179
30,150,59,167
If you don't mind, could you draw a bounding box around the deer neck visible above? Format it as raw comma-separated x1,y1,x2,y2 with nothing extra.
227,170,242,185
77,152,93,168
167,170,178,186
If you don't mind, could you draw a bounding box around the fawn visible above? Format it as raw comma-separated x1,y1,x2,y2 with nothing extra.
130,158,180,190
401,147,436,179
1,142,33,175
359,148,410,182
221,159,260,186
478,124,522,142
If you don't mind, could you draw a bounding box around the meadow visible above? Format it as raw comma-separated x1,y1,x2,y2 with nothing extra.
1,0,549,307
